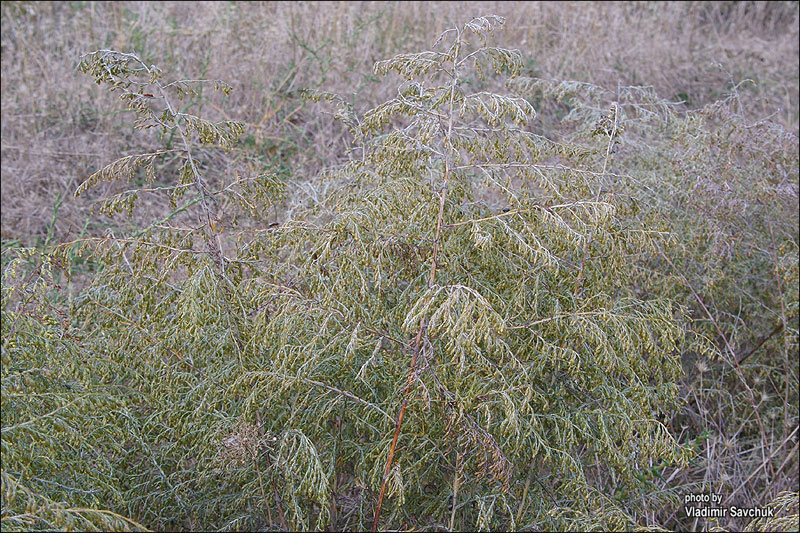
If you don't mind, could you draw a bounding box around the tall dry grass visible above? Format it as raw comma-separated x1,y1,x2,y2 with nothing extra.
2,1,797,246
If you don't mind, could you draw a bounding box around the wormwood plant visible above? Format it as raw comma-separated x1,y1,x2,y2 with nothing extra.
2,48,283,531
506,77,799,529
1,15,746,532
285,17,710,530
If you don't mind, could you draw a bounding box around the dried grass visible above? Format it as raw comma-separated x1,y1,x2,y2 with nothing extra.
2,1,797,245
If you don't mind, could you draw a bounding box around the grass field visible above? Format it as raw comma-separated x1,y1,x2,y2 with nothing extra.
2,2,797,245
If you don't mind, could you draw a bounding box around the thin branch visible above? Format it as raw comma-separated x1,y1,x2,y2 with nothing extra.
372,23,462,533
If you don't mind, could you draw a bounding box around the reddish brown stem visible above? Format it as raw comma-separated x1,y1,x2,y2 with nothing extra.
372,178,451,531
372,151,453,533
371,325,425,532
372,28,460,530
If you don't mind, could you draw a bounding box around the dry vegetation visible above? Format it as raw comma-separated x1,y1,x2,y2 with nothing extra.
2,2,797,245
1,2,798,532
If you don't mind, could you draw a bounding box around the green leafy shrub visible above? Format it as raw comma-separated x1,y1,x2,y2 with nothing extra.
291,16,704,530
509,70,799,531
2,14,797,533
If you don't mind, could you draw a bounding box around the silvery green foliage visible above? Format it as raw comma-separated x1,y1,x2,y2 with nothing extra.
271,15,698,530
2,16,739,532
508,74,798,530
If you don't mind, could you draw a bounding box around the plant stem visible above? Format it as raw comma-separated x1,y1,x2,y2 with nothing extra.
372,25,461,533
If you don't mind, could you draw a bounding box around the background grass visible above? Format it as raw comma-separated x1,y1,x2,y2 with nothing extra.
2,1,797,247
